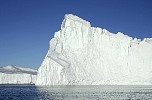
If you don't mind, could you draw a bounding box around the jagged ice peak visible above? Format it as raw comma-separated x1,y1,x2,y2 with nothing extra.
61,14,152,44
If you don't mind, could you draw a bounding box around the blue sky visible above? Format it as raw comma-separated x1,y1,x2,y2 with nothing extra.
0,0,152,69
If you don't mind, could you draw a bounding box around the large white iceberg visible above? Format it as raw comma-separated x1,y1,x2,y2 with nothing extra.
0,65,37,84
36,14,152,85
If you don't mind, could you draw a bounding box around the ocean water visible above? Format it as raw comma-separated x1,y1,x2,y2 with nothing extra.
0,85,152,100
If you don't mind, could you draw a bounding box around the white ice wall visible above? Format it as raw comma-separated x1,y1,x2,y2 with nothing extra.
36,14,152,85
0,73,36,84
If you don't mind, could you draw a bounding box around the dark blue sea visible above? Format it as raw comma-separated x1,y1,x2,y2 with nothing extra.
0,85,152,100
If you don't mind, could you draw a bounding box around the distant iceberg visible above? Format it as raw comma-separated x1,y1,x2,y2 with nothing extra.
0,65,37,84
36,14,152,85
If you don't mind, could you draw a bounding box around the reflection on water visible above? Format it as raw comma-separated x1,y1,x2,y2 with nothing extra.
0,85,152,100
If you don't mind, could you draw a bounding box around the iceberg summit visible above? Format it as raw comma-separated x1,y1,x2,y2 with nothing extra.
36,14,152,85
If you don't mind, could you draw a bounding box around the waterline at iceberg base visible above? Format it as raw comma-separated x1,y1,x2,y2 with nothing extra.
36,14,152,85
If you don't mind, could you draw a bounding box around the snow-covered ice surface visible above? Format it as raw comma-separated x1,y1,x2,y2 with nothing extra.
0,65,37,84
36,14,152,85
0,85,152,100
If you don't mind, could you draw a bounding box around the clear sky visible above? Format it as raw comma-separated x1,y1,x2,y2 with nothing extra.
0,0,152,69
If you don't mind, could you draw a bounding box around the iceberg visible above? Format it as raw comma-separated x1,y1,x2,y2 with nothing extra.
36,14,152,85
0,65,37,84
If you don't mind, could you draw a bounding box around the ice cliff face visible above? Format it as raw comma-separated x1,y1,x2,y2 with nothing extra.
0,65,37,84
36,14,152,85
